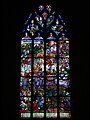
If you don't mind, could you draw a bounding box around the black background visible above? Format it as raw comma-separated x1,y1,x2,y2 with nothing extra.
2,0,89,120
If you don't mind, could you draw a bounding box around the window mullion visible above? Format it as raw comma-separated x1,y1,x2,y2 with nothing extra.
44,26,46,118
31,36,34,119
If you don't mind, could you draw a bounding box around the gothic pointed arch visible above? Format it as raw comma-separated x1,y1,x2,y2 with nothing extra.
20,4,71,119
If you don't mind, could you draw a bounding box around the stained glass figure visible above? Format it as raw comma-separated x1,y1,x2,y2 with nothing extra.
38,5,44,12
42,12,48,20
35,12,44,28
46,5,52,13
59,97,71,118
46,12,55,28
21,33,32,58
20,77,31,97
20,97,31,117
27,20,39,36
21,57,32,76
34,33,44,57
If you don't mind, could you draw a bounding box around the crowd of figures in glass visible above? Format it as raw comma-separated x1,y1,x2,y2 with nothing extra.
20,4,71,118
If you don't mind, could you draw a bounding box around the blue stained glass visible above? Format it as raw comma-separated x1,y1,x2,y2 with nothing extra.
58,15,62,19
24,13,32,25
47,33,56,40
22,29,25,33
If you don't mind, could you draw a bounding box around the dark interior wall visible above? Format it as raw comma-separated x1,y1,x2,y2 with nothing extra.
2,0,89,120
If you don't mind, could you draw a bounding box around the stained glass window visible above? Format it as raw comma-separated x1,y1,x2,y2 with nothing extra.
20,4,71,118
